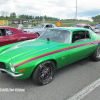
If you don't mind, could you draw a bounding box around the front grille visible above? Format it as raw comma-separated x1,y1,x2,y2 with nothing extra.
0,62,6,69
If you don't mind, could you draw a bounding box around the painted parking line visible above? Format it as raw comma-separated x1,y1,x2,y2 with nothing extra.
67,78,100,100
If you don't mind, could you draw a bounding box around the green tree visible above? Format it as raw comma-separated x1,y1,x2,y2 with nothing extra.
10,12,16,18
92,15,100,22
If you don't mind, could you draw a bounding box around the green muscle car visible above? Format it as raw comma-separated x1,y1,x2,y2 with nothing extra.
0,27,100,85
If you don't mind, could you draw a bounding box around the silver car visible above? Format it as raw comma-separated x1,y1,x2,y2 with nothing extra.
71,24,100,34
24,23,57,36
71,24,94,31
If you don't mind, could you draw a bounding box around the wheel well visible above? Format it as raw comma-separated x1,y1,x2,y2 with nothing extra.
35,59,57,69
31,59,57,77
18,39,27,42
35,32,40,36
50,59,57,68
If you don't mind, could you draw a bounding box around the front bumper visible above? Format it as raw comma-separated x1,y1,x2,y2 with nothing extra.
0,68,23,78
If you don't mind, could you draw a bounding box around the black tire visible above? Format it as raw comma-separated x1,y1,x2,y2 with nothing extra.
18,40,23,42
32,61,56,85
18,40,26,42
35,32,40,36
90,45,100,61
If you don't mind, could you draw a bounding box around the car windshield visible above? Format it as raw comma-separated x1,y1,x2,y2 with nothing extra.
35,24,44,28
72,24,84,27
76,25,84,27
38,29,70,43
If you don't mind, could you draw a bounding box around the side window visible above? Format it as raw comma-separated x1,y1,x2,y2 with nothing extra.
52,25,54,28
84,26,89,29
72,31,91,43
0,29,6,36
45,25,52,28
49,25,53,28
6,29,14,36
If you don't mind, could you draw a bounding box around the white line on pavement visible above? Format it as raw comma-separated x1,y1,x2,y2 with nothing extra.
67,78,100,100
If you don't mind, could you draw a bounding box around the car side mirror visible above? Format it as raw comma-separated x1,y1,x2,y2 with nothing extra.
94,29,100,34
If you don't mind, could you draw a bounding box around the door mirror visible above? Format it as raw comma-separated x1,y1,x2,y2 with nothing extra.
94,29,100,34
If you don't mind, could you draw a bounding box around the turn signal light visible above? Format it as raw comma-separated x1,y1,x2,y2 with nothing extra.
19,69,25,72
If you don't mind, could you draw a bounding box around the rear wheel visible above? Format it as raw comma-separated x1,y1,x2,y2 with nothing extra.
18,40,26,42
32,61,56,85
18,40,23,42
90,45,100,61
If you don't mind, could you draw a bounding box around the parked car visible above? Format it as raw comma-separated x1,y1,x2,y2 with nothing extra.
95,24,100,33
0,27,100,85
95,24,100,29
0,26,38,46
71,24,95,32
24,23,57,36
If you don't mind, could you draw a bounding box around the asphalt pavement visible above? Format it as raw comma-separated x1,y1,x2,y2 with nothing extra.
0,57,100,100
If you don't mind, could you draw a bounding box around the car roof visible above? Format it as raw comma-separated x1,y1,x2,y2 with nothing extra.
75,23,89,25
37,23,54,25
75,24,90,26
0,26,23,33
50,27,90,31
0,26,17,29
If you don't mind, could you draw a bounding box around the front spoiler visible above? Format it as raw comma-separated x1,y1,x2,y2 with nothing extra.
0,68,23,78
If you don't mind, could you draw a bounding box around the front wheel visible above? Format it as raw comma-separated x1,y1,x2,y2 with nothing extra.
90,45,100,61
35,32,40,36
32,61,56,85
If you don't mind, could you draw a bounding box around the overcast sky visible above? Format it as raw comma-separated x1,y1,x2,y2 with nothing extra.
0,0,100,20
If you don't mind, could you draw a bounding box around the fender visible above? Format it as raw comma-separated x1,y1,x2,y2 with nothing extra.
31,54,57,70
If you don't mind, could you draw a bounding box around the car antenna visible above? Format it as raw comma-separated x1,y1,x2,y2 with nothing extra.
47,38,50,41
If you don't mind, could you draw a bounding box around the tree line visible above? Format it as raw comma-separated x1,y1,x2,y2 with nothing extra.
92,15,100,22
0,12,60,21
0,12,92,23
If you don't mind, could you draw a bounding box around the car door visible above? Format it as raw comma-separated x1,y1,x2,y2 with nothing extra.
67,30,97,65
6,29,18,44
0,29,9,46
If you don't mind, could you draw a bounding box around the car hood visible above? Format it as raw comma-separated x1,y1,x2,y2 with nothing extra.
0,39,64,60
24,28,45,32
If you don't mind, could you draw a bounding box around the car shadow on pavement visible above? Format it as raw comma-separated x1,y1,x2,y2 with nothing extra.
55,57,92,77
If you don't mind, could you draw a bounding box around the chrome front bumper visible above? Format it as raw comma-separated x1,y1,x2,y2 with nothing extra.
0,68,23,78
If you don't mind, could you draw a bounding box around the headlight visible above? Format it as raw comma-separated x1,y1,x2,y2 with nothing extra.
9,63,15,73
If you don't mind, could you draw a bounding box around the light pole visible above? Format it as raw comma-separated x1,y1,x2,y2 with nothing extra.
76,0,77,20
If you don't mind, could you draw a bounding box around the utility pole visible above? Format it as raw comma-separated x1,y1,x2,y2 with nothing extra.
76,0,77,20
